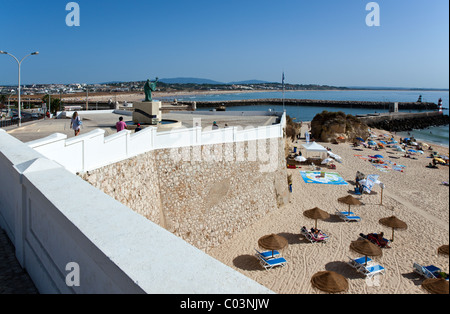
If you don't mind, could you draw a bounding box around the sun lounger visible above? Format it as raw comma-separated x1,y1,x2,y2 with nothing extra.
254,249,280,260
336,210,355,216
301,227,329,244
413,263,448,280
348,256,373,269
358,264,386,279
256,254,287,270
335,210,361,222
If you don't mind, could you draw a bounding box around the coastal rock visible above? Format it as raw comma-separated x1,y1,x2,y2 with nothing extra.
311,111,370,143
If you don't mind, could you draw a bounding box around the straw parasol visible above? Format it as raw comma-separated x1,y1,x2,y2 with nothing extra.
338,195,362,215
258,234,288,257
350,239,382,266
422,278,449,294
379,216,407,242
303,207,330,229
311,271,348,293
438,245,449,256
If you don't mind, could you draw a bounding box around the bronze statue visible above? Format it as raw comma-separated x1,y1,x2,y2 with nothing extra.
144,77,158,101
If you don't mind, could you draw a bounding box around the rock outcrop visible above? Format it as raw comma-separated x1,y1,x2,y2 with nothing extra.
311,111,370,142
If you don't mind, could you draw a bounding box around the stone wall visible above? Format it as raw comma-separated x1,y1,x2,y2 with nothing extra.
81,137,289,251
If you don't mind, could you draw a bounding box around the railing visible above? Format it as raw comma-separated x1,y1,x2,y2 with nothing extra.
0,119,18,128
27,112,286,174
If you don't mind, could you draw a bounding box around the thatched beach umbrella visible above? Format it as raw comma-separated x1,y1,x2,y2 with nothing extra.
438,245,449,256
379,216,407,242
258,234,288,257
303,207,330,229
311,271,348,293
350,239,382,266
338,195,362,215
422,278,449,295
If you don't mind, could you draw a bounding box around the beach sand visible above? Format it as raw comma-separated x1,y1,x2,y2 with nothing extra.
207,124,449,294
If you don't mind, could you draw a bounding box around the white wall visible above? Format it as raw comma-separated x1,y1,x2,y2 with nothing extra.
27,113,286,174
0,129,273,294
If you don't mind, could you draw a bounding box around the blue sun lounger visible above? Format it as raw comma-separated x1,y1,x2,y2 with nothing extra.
256,254,287,270
254,249,280,260
336,210,361,222
358,264,386,279
348,256,373,269
413,263,448,280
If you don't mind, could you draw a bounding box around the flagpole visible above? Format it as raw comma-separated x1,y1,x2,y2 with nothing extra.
282,72,285,112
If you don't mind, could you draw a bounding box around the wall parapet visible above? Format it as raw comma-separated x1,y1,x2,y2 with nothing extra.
0,129,273,294
27,112,286,174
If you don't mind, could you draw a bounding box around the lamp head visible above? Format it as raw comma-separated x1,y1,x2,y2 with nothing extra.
31,51,39,55
0,51,7,54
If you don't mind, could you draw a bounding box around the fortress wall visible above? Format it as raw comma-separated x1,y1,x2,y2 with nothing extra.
1,129,272,294
81,137,289,251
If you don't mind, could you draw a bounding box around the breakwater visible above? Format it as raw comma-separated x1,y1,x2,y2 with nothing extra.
359,111,449,132
180,98,439,110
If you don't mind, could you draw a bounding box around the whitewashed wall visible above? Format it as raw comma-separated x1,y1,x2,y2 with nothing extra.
0,129,273,294
28,113,286,174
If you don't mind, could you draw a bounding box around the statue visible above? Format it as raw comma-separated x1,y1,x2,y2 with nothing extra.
144,77,158,102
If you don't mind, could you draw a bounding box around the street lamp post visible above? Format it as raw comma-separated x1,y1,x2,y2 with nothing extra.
0,50,39,126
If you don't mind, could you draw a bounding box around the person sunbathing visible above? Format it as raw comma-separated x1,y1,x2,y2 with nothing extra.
368,232,390,248
311,228,327,240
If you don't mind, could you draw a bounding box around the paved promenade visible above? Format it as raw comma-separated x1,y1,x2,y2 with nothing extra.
0,229,38,294
4,112,278,143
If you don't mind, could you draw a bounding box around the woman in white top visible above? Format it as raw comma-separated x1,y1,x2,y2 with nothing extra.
70,112,81,136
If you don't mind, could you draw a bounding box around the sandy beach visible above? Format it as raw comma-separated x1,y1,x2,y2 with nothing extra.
207,124,449,294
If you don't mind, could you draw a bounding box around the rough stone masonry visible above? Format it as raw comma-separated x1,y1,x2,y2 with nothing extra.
81,137,289,251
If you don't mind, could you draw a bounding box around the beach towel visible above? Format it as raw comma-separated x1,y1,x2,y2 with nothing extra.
300,171,348,185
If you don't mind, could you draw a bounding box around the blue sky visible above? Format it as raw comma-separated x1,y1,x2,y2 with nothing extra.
0,0,448,88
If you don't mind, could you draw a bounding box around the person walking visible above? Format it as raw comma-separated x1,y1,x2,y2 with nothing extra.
70,111,82,136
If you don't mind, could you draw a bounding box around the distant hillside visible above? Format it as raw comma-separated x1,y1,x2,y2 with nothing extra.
159,77,225,85
158,78,273,85
229,80,272,85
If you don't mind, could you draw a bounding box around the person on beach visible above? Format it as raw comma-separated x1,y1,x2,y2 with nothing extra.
135,123,142,133
116,117,127,132
376,232,390,248
212,121,219,130
311,228,327,240
70,111,82,136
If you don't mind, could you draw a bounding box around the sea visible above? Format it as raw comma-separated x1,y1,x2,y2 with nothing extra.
162,90,449,147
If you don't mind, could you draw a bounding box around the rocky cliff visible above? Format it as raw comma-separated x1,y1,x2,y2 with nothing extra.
311,111,370,142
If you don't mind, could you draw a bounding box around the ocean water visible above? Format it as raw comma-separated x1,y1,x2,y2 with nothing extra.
165,90,449,147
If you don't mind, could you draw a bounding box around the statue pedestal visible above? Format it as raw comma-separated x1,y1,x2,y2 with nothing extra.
132,101,162,124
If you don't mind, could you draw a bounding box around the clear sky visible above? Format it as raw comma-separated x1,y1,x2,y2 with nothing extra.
0,0,448,88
